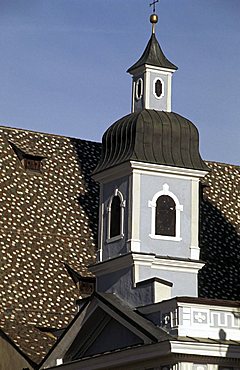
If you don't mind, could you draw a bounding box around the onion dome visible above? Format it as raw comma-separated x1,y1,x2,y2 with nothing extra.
94,110,209,174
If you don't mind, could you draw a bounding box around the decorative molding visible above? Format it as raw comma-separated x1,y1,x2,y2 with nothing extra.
145,64,176,74
190,178,200,257
153,77,165,100
127,239,141,253
90,252,204,280
130,161,208,179
133,254,204,275
148,183,183,241
92,158,208,184
129,171,141,250
170,340,240,358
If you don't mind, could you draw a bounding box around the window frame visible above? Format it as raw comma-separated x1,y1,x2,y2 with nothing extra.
153,77,164,100
148,184,183,241
135,78,143,100
106,189,125,243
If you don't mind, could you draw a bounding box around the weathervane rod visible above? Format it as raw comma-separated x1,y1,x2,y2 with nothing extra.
149,0,159,34
150,0,159,14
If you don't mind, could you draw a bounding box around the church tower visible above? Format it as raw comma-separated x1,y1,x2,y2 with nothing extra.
128,13,177,113
91,10,209,307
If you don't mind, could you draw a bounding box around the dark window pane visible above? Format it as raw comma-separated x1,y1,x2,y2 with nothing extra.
155,195,176,236
110,196,121,238
155,79,162,98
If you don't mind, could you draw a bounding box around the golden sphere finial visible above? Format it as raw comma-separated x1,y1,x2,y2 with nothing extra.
150,13,158,24
150,13,158,34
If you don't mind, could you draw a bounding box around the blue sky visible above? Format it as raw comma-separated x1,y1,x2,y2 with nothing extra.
0,0,239,165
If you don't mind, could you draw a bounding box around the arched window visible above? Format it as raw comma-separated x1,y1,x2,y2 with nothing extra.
155,195,176,236
110,195,121,238
107,190,125,243
149,184,183,241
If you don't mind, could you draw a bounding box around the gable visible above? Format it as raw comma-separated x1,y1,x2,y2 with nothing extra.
64,307,143,362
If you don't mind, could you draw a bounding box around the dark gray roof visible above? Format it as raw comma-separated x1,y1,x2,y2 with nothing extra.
127,33,177,73
94,109,209,173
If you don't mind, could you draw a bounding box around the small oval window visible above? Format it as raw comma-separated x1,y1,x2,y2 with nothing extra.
155,79,163,98
135,78,143,100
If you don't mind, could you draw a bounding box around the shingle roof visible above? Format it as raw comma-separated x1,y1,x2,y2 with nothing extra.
0,126,101,365
199,161,240,300
0,126,239,365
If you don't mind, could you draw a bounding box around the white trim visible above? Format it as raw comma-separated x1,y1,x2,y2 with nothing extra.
149,234,182,241
128,64,176,75
190,179,200,259
167,73,172,112
170,340,240,358
128,171,141,252
145,69,150,109
97,202,104,262
106,189,125,243
89,253,204,278
145,64,176,74
149,183,183,241
130,161,208,179
92,161,208,184
133,255,204,275
153,77,165,99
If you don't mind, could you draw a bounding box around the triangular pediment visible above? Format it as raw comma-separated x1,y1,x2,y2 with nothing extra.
64,306,144,361
41,293,170,368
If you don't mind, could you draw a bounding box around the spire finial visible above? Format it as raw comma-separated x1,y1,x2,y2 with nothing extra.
149,0,159,34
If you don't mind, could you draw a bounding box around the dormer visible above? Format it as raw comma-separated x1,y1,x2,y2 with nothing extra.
127,14,177,113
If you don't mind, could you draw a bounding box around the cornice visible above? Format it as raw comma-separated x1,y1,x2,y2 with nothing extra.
89,252,204,276
92,159,208,184
130,161,208,179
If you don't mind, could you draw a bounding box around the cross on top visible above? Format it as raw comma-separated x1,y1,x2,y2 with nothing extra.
150,0,159,13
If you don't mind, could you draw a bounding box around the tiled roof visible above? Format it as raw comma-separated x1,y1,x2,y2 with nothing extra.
0,126,101,364
0,126,239,365
199,161,240,299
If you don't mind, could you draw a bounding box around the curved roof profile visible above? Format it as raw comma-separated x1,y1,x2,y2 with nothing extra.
127,33,178,73
94,109,209,173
